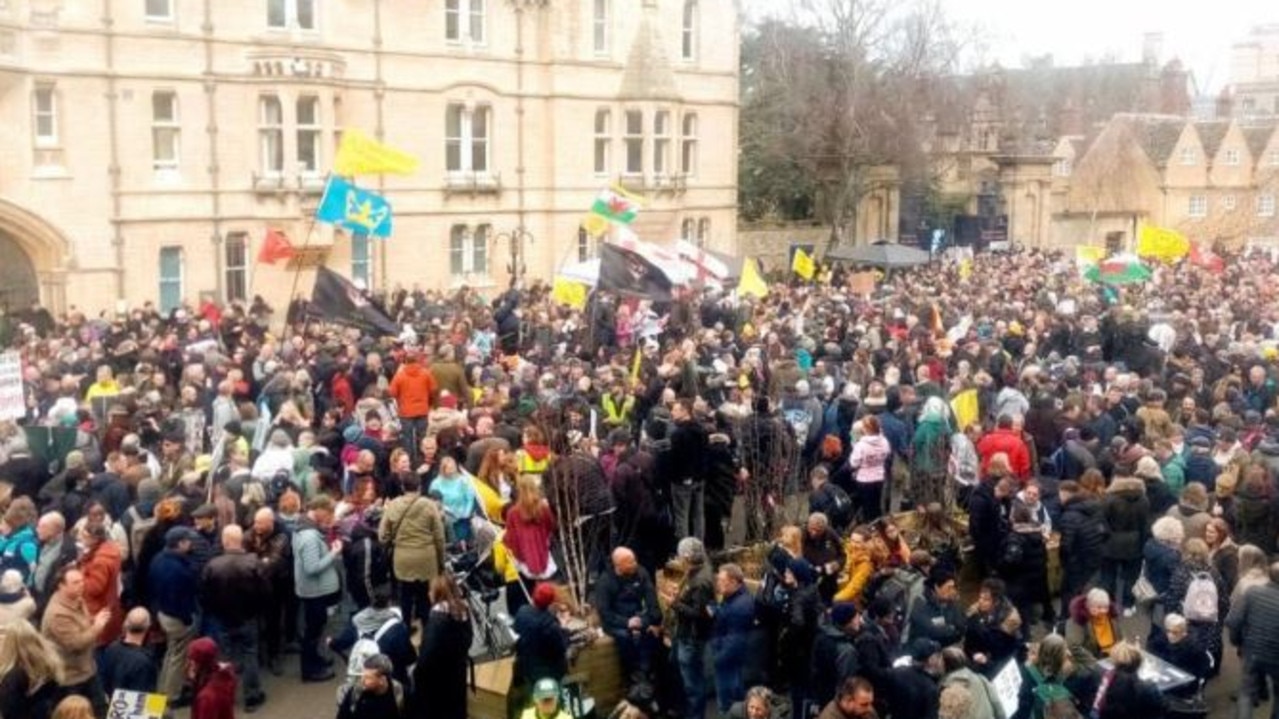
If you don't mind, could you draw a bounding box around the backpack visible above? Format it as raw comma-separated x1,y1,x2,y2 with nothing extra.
1026,666,1084,719
0,533,37,583
822,484,854,530
346,615,401,681
1183,571,1219,623
783,408,812,443
1000,531,1025,569
872,568,925,632
125,506,157,566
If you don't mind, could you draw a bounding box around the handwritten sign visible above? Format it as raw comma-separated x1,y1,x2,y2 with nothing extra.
0,352,25,421
991,659,1023,719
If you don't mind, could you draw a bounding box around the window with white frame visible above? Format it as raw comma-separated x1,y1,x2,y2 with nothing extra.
577,227,593,262
697,217,710,249
594,109,611,176
224,232,248,302
152,91,180,171
1224,194,1237,211
351,233,371,288
681,1,697,61
445,104,491,174
592,0,609,55
1270,150,1279,167
445,0,485,45
33,84,57,147
1260,194,1277,218
624,110,643,175
1180,147,1197,165
681,113,698,176
653,110,670,175
1053,158,1072,177
296,95,321,174
680,219,695,242
1188,194,1208,218
450,224,489,277
259,95,284,175
1225,148,1241,166
159,246,183,313
145,0,173,21
268,0,315,30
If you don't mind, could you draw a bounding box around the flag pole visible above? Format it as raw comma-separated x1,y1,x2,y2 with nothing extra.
286,172,332,339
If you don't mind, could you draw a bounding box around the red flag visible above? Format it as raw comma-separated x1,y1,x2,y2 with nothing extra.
1189,242,1225,273
257,228,296,265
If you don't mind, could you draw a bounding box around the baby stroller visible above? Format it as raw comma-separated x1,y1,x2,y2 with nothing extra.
445,545,516,660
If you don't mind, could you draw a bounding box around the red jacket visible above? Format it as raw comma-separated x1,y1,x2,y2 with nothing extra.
388,361,437,419
80,540,123,646
976,428,1032,481
502,504,557,577
189,638,238,719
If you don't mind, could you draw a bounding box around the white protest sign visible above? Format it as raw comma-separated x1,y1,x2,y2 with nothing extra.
107,690,168,719
0,352,25,421
991,659,1023,719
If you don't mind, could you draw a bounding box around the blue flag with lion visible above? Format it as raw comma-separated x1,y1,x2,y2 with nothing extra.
315,176,393,238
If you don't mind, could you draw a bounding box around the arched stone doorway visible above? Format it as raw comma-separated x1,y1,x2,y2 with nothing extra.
0,198,72,313
0,230,40,310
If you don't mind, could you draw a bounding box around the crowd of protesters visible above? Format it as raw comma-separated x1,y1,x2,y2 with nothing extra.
8,246,1279,719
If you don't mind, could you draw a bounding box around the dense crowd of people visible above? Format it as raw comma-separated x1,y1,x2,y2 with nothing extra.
6,247,1279,719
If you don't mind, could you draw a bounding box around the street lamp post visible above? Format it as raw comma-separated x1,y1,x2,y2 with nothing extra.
493,227,535,289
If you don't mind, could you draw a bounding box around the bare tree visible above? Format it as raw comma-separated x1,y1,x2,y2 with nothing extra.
739,0,972,247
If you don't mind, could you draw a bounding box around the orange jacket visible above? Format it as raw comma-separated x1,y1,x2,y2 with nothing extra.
389,361,437,418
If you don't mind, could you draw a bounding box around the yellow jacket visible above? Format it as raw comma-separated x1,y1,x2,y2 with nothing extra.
493,531,520,584
472,477,507,525
833,540,875,604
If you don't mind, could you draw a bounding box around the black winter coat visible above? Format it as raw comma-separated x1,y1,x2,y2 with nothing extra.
1059,496,1107,575
1233,486,1277,555
410,608,474,719
886,665,940,719
1101,478,1151,561
809,623,858,709
968,480,1009,559
1000,524,1050,608
1142,477,1178,516
511,605,569,684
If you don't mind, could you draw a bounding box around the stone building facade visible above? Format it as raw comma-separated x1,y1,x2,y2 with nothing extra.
0,0,739,313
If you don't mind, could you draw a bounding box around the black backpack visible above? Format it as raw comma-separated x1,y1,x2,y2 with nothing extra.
821,484,854,531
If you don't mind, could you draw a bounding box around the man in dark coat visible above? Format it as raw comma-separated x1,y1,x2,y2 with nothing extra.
1100,475,1150,613
967,476,1012,577
907,567,966,647
200,524,269,712
595,546,663,684
1057,480,1108,618
666,399,709,541
885,639,941,719
809,603,862,711
100,607,159,695
669,538,716,719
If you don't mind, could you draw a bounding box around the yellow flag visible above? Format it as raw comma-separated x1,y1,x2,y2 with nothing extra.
551,278,588,310
333,129,420,176
958,258,972,280
630,346,643,383
581,213,611,238
737,258,768,298
950,388,979,432
1075,245,1106,267
1136,224,1190,262
792,248,816,280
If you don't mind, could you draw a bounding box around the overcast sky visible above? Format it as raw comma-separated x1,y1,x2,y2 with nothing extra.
740,0,1276,93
